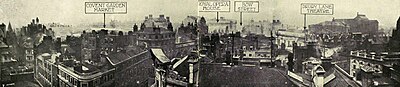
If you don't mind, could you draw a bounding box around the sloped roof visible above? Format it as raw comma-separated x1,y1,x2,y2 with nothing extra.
61,44,76,53
108,52,130,65
150,48,170,64
325,68,360,87
107,48,148,66
172,56,188,70
0,41,7,48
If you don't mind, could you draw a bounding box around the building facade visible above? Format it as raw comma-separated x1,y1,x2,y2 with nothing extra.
349,50,400,86
309,13,378,34
135,15,176,58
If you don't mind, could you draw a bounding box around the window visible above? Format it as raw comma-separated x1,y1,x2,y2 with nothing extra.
249,54,252,57
27,56,33,60
82,83,88,87
60,82,65,87
109,74,113,80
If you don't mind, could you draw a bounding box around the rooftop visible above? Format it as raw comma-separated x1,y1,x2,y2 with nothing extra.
199,63,292,86
150,48,171,64
107,47,147,65
350,50,400,62
137,27,174,34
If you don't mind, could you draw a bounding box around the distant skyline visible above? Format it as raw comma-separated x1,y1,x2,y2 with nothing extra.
277,0,400,29
0,0,399,29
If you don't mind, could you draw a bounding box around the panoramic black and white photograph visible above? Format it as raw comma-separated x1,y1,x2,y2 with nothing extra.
0,0,399,87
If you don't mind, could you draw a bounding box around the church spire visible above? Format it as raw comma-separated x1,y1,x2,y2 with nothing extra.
397,16,400,30
7,22,12,32
133,23,138,32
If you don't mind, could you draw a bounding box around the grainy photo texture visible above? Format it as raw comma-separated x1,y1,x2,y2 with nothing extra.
0,0,399,87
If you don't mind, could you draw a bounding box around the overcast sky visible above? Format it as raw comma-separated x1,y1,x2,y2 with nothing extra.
0,0,399,28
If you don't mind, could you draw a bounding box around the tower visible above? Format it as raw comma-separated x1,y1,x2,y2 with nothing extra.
198,17,208,35
7,22,12,32
5,22,16,46
388,17,400,52
140,23,145,30
133,24,138,32
167,23,173,31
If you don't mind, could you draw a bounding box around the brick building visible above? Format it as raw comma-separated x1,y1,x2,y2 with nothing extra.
135,15,176,58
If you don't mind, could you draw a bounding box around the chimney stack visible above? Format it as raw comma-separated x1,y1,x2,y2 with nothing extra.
133,23,138,32
118,31,124,36
159,15,165,19
128,31,133,35
313,66,325,87
166,17,170,22
321,58,333,70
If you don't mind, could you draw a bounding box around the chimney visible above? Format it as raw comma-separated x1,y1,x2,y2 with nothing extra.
100,29,108,36
91,30,97,34
166,17,170,22
225,51,232,65
313,66,325,87
56,37,62,52
110,31,117,35
321,58,333,70
287,53,294,71
133,23,138,32
110,31,116,35
43,36,53,42
36,17,40,24
128,31,133,35
118,31,124,36
100,51,108,64
159,15,165,19
66,36,71,42
188,52,199,86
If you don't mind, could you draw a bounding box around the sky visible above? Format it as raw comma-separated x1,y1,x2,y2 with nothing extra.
0,0,399,29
